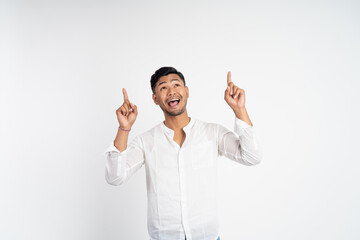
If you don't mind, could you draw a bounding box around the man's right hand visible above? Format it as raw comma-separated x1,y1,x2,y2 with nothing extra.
116,88,138,130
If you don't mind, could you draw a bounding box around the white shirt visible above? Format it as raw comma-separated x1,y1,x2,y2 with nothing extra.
105,117,262,240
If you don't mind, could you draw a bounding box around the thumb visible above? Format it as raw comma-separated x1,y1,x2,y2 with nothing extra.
130,103,138,115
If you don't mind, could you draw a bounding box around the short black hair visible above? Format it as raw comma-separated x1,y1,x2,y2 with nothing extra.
150,67,185,93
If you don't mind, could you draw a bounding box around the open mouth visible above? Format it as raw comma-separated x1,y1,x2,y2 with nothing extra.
167,98,180,108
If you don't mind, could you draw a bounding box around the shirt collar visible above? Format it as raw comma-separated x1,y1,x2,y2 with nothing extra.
160,117,195,136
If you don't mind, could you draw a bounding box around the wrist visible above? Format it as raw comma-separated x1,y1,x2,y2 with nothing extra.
233,107,246,116
119,126,131,131
233,107,253,126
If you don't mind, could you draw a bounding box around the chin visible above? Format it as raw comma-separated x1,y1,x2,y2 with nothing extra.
160,105,186,117
167,109,185,117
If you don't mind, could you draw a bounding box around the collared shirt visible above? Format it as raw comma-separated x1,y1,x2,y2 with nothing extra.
105,117,262,240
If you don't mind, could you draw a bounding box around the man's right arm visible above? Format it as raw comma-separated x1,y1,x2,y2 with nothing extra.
105,88,143,185
114,127,130,152
105,135,144,186
114,87,138,152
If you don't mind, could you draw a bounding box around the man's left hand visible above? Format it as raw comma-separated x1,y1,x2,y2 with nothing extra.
224,71,246,111
224,71,253,126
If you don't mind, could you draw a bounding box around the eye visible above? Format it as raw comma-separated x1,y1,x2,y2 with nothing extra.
160,86,167,91
174,84,180,87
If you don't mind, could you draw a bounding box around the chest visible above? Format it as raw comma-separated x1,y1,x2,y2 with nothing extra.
173,130,186,147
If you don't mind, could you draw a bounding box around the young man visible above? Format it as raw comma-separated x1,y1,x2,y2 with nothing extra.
105,67,262,240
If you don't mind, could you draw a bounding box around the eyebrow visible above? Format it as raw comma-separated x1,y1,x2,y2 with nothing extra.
158,79,181,87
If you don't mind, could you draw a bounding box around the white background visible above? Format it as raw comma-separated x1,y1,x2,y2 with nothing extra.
1,0,360,239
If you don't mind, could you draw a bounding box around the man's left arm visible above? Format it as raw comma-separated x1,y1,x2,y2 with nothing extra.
224,71,252,126
218,71,262,165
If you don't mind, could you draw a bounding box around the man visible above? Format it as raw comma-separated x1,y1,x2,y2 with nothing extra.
105,67,262,240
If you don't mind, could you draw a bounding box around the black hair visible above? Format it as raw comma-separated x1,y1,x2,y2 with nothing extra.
150,67,186,93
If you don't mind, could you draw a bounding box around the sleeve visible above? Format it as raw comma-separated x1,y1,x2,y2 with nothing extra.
217,117,263,166
104,136,145,185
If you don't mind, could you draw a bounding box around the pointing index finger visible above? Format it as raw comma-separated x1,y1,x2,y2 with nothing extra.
227,71,231,85
122,88,129,101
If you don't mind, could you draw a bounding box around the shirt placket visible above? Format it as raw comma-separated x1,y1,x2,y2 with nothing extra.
163,123,193,240
178,147,191,240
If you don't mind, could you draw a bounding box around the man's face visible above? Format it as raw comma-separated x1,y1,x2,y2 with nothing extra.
152,74,189,117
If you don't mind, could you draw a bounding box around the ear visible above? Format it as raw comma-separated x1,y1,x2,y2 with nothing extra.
185,86,189,99
152,93,159,105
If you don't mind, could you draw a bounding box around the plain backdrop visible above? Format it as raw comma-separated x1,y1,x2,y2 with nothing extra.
1,0,360,239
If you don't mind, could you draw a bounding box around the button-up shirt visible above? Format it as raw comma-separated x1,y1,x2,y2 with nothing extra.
105,117,262,240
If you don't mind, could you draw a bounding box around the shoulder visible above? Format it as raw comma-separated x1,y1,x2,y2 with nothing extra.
134,122,163,142
192,118,219,133
193,118,232,137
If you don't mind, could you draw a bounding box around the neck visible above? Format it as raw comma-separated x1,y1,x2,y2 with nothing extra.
163,111,190,131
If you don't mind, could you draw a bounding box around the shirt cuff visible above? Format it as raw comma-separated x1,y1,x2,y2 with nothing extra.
234,117,252,136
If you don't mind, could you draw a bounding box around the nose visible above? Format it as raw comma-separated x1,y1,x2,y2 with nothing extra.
167,87,176,96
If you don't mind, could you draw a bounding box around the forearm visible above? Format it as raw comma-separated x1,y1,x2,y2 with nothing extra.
105,133,144,186
232,118,262,165
218,121,262,165
234,107,253,126
114,128,130,152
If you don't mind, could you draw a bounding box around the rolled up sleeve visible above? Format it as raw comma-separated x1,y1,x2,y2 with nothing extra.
104,136,145,185
218,117,262,166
